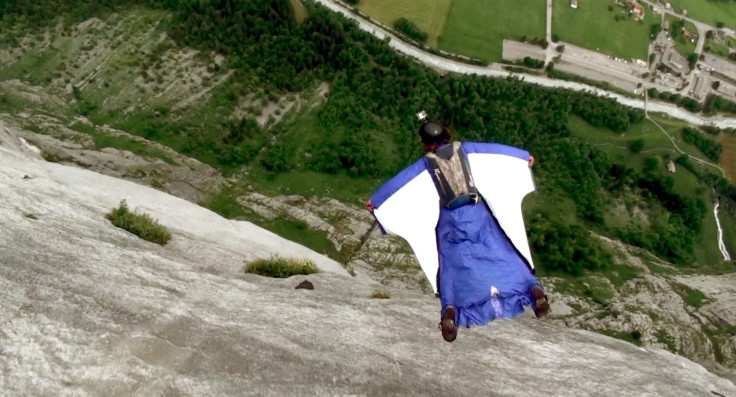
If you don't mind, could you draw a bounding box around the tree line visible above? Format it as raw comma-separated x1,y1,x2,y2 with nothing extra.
393,18,428,44
3,0,734,272
681,127,722,161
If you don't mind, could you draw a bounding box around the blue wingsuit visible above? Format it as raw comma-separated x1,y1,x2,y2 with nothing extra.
371,142,542,327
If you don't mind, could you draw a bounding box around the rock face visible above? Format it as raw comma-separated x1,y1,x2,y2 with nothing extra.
561,274,722,369
237,192,375,254
295,279,315,290
236,184,736,383
237,191,434,292
674,273,736,367
0,114,226,204
2,117,736,396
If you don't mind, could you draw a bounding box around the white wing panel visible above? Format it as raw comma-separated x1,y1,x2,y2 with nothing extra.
467,153,535,268
373,171,441,292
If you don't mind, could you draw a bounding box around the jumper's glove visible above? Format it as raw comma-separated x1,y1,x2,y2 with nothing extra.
365,199,375,214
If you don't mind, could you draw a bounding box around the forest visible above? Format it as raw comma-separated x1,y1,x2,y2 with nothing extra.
681,127,722,162
2,0,735,276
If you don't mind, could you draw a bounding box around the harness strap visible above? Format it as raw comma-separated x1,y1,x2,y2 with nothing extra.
426,144,479,208
426,156,455,206
458,147,479,198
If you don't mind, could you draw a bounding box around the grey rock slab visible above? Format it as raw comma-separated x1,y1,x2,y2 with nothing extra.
1,135,735,396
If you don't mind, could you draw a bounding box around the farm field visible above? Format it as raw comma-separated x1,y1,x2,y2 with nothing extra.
720,132,736,184
552,0,658,61
568,116,672,173
665,0,736,30
356,0,453,47
437,0,546,63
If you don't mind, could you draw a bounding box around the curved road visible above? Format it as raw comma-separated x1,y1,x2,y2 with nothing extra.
314,0,736,129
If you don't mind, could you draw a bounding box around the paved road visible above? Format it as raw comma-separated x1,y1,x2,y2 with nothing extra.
640,0,715,34
556,43,645,92
313,0,736,128
695,26,707,54
684,17,709,96
503,40,546,62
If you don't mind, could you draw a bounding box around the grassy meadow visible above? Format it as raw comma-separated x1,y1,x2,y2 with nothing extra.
721,132,736,183
357,0,453,47
438,0,546,63
665,0,736,30
568,115,728,266
721,208,736,262
665,15,698,56
705,35,736,58
552,0,659,60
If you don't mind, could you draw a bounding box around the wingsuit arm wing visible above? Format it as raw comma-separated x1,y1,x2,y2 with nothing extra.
370,158,441,293
463,143,537,269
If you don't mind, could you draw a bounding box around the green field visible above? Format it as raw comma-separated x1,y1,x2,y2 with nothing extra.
721,209,736,261
705,39,732,57
665,0,736,30
648,115,726,172
438,0,546,63
568,116,672,172
357,0,453,47
721,132,736,183
568,115,726,265
666,15,698,56
553,0,659,60
705,35,736,57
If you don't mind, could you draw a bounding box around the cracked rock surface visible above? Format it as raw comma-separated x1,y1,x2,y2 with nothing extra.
2,118,736,397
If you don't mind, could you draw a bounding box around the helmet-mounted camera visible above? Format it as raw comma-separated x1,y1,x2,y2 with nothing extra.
416,110,447,143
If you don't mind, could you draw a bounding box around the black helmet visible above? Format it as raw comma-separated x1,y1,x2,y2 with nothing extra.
418,120,448,144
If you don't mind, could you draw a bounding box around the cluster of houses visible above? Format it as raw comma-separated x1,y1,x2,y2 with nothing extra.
564,0,736,103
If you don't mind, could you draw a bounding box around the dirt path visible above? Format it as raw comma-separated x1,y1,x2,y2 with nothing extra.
647,115,726,177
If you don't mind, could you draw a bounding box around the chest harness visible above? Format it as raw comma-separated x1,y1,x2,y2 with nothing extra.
425,142,479,209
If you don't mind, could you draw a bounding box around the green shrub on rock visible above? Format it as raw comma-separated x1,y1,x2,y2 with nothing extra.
244,256,318,278
106,200,171,246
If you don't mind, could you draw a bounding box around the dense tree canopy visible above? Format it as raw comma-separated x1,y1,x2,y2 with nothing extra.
682,127,722,161
2,0,734,272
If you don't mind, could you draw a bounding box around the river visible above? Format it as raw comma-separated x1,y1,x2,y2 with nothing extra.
715,201,733,261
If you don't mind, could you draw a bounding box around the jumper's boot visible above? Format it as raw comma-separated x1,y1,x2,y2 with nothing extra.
439,305,457,342
531,285,550,318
